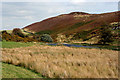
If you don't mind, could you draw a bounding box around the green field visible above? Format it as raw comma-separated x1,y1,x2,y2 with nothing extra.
0,41,34,48
2,63,42,78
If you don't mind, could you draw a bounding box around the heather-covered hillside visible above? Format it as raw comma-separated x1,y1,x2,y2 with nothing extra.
23,11,119,37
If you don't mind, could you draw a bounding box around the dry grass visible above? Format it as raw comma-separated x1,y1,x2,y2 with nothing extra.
74,15,91,18
2,44,118,78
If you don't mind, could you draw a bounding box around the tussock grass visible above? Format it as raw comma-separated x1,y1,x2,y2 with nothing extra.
2,45,118,78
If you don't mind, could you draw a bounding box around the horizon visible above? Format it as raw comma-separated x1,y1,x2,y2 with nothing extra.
1,1,119,30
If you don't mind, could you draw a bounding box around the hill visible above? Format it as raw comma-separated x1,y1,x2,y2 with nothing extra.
23,11,119,40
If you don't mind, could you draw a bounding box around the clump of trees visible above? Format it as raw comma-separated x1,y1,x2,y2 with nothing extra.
98,25,114,45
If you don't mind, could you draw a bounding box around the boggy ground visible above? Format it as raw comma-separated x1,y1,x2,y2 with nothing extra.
2,44,118,78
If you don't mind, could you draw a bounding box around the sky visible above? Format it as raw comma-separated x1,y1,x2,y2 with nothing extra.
0,0,119,30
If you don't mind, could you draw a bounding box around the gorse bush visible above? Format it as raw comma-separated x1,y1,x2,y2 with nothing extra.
1,30,39,42
1,29,53,43
12,28,25,38
2,30,13,41
40,34,53,42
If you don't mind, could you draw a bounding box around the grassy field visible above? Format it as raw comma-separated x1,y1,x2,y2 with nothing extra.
1,41,118,78
2,63,42,78
0,41,34,48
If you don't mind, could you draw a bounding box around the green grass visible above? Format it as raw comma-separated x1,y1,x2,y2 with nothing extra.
0,41,34,48
2,63,42,78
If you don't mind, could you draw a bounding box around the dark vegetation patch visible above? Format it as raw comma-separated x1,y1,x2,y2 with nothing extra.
67,20,94,31
35,30,53,35
72,43,120,51
72,29,95,41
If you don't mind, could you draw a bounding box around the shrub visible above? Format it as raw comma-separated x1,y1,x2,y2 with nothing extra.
98,26,114,45
1,30,8,34
2,30,12,41
33,34,41,41
72,31,89,40
40,34,53,42
12,28,25,38
1,30,38,42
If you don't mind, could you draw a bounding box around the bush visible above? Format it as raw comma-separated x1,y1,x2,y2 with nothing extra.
12,28,25,38
1,30,38,42
98,26,114,45
2,30,12,41
40,34,53,42
33,34,41,41
72,31,89,40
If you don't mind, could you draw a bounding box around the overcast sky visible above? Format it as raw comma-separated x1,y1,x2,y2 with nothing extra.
1,0,119,30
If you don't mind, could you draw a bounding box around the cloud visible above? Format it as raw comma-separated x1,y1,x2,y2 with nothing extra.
17,10,29,14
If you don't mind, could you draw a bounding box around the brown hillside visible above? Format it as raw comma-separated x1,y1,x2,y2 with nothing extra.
23,11,120,35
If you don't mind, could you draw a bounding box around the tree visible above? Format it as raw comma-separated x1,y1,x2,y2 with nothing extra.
40,34,53,42
98,26,114,45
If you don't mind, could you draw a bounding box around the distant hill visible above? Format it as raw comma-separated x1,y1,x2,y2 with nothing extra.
23,11,120,40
